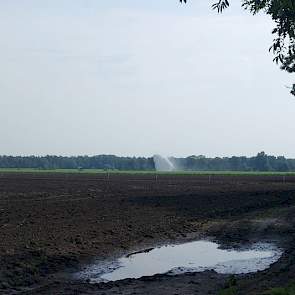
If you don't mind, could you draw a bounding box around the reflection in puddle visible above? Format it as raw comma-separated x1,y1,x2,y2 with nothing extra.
78,240,282,282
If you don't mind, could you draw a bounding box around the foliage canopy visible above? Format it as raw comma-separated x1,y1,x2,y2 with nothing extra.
1,153,295,172
180,0,295,95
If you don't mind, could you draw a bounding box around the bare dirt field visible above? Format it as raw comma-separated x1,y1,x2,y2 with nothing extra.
1,173,295,294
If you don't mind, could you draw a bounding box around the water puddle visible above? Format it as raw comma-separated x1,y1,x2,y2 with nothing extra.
78,240,282,282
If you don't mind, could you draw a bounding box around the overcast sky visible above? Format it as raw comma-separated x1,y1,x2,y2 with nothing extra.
0,0,294,158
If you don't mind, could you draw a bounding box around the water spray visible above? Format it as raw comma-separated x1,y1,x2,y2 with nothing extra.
153,155,176,172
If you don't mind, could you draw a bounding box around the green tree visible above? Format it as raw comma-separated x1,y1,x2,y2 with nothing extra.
253,151,271,171
180,0,295,96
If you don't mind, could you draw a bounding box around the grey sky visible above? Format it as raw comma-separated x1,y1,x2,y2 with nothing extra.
0,1,294,157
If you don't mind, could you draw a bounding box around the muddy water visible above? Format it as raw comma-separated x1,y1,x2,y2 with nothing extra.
78,240,282,282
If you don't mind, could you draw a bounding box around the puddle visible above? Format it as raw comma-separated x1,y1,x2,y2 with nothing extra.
78,240,282,282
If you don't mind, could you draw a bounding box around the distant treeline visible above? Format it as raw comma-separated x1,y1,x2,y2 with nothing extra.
0,152,295,172
0,155,155,170
172,152,295,172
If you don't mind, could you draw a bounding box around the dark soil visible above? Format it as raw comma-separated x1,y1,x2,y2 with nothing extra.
1,173,295,294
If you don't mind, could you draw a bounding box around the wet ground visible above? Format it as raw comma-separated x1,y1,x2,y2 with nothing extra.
79,241,282,282
1,173,295,294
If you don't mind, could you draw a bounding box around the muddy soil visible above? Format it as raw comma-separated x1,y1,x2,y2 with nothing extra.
1,173,295,294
